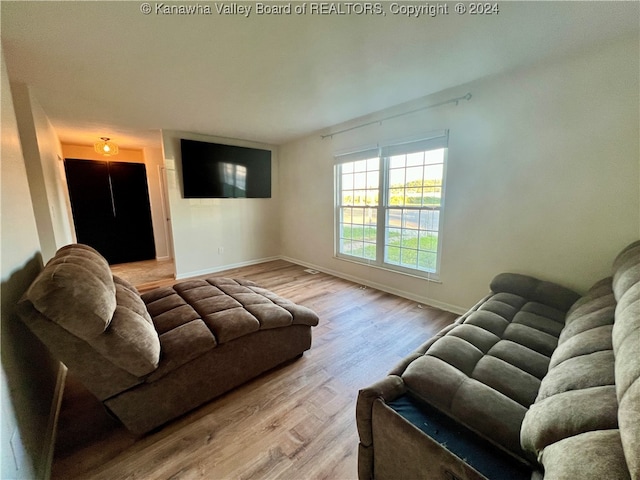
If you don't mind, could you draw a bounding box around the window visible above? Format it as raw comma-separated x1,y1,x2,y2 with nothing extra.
335,132,447,279
337,156,380,262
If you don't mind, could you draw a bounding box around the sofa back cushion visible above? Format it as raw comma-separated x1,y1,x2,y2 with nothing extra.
521,240,640,480
91,280,160,377
23,244,160,378
611,240,640,479
25,244,116,338
520,277,618,445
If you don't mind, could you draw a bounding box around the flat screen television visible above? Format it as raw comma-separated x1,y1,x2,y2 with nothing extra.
180,139,272,198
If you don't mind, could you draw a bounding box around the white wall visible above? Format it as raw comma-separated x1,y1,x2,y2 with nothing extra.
12,83,73,262
1,47,60,480
279,34,640,312
162,130,280,278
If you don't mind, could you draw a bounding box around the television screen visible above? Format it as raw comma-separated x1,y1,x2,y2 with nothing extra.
180,139,272,198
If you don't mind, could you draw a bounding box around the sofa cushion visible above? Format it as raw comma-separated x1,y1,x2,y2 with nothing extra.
146,320,217,382
143,286,202,334
451,380,529,456
557,303,615,348
88,282,160,377
402,274,577,461
551,324,613,368
143,278,319,346
17,301,143,400
113,274,140,296
472,356,540,407
502,322,559,358
486,340,550,380
250,286,320,325
520,240,639,480
538,430,631,480
24,244,116,339
565,277,613,318
611,240,640,479
520,278,618,457
521,385,619,453
490,273,581,312
612,241,640,299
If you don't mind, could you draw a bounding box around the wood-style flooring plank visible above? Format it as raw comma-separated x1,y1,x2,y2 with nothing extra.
52,260,459,480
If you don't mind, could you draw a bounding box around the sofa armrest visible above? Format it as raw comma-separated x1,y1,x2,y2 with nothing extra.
356,376,408,480
356,375,406,448
490,273,581,312
389,353,423,377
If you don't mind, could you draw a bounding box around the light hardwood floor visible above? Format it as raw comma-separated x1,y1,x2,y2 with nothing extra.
110,258,176,292
52,260,459,480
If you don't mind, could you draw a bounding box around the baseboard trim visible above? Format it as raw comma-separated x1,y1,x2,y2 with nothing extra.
278,255,467,315
175,256,281,280
175,254,467,314
40,363,67,480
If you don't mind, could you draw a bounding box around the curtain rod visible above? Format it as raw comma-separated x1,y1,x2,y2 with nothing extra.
321,92,472,139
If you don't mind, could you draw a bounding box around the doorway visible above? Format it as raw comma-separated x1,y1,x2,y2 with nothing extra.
64,158,156,265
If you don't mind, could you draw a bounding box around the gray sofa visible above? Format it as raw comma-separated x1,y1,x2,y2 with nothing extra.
18,244,319,434
357,240,639,480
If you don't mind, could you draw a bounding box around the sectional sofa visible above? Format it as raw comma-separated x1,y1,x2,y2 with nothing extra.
357,240,639,479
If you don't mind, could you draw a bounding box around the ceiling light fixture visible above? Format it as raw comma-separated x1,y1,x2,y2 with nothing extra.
94,137,119,156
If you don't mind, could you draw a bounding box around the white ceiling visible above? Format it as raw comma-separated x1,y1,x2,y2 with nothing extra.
2,1,638,148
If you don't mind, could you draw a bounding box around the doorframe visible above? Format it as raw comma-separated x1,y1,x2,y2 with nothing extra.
157,164,175,261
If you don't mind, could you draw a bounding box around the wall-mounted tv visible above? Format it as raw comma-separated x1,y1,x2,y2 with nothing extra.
180,139,272,198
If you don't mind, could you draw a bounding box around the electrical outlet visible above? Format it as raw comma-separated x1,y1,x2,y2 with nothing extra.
218,247,224,255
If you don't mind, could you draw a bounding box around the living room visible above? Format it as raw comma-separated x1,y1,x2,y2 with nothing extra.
2,1,639,479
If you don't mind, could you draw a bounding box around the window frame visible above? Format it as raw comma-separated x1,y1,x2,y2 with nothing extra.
334,153,381,264
334,131,448,281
